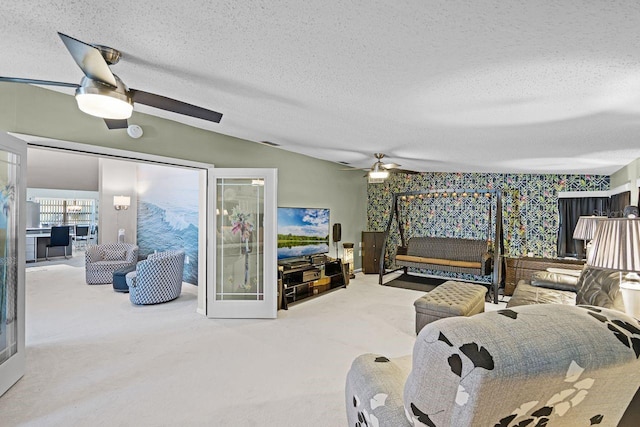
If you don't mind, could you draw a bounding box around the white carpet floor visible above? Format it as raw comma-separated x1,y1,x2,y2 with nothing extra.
0,258,505,426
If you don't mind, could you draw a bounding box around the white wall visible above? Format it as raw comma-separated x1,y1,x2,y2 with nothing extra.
610,158,639,206
99,159,137,244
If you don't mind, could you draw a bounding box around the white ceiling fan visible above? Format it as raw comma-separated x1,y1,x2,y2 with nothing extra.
341,153,417,183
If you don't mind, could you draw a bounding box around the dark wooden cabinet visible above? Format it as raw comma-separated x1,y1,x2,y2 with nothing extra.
362,231,385,274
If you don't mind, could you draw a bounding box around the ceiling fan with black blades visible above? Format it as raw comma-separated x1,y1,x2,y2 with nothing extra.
0,32,223,130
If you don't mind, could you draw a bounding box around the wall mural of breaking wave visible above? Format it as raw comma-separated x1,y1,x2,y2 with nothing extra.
137,164,199,285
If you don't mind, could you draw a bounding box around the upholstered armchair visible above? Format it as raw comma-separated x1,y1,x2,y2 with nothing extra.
85,243,138,285
126,250,185,305
346,304,640,427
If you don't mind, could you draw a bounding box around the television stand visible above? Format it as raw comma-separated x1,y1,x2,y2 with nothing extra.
283,260,311,269
278,258,346,308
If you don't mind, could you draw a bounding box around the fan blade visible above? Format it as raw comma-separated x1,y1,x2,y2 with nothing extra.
0,76,79,88
104,119,128,129
131,89,223,123
382,162,401,169
58,32,117,88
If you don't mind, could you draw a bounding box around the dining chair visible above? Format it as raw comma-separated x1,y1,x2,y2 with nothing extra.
46,226,71,260
74,225,90,249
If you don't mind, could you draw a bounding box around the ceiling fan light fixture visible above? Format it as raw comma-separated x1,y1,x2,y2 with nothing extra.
369,169,389,179
75,76,133,120
369,160,389,179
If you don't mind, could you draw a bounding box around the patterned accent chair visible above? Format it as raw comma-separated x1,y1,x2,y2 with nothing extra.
126,250,185,305
346,304,640,427
85,243,138,285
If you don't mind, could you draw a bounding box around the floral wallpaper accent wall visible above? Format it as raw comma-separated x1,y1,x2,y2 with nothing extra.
367,172,609,282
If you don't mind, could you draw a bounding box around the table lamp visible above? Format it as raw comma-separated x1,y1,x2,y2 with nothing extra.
573,216,606,260
587,218,640,318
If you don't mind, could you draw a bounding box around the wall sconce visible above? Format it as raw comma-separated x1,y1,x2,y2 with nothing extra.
113,195,131,211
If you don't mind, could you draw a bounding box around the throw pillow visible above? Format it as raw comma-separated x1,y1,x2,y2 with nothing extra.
530,271,579,292
104,249,126,261
546,267,582,277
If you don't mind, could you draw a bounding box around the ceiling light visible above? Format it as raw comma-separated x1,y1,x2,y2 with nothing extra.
369,170,389,179
369,161,389,180
75,75,133,120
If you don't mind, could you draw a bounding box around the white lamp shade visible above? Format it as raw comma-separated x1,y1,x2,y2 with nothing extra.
573,216,606,240
113,195,131,208
587,218,640,271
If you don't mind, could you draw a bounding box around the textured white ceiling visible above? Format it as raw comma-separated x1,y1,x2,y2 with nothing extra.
2,1,640,174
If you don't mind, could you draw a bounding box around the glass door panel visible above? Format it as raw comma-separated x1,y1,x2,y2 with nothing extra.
216,178,264,301
207,169,276,318
0,133,26,397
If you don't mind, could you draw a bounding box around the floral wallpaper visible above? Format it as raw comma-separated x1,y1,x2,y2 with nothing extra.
367,172,609,282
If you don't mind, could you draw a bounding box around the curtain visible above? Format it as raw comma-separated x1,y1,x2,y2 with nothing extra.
557,197,609,258
608,191,630,217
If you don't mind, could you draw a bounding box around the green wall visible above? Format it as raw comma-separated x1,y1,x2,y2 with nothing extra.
0,83,368,268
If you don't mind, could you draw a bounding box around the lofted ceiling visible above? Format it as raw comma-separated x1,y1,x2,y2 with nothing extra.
2,1,640,175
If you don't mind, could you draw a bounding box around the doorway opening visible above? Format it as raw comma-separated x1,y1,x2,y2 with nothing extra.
16,133,212,313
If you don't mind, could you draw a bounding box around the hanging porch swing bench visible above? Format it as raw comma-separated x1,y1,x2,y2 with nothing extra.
395,236,492,276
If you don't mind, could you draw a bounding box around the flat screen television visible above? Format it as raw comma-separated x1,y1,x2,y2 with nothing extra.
277,207,330,260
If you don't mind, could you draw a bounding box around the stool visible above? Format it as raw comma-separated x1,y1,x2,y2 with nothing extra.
113,265,137,292
414,281,487,334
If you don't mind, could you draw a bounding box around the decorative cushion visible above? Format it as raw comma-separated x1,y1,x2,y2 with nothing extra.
575,267,624,311
546,267,582,277
104,249,126,261
530,271,579,292
395,255,481,269
506,281,576,307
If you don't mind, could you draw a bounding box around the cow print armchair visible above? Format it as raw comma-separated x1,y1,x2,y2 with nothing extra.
346,304,640,427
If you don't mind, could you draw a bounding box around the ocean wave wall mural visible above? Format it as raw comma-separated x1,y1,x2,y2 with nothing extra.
137,164,200,285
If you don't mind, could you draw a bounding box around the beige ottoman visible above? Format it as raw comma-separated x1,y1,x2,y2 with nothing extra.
414,281,487,334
